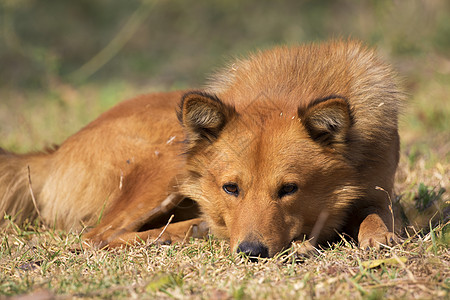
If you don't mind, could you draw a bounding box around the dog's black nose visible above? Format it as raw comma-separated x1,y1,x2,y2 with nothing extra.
236,241,269,260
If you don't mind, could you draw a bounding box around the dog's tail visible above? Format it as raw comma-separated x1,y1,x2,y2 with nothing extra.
0,146,56,228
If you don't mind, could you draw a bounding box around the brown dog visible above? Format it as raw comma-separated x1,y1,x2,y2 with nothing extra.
0,40,403,257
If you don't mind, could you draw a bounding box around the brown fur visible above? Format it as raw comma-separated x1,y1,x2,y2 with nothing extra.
0,40,403,256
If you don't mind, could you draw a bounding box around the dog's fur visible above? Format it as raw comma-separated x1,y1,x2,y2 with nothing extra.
0,40,403,257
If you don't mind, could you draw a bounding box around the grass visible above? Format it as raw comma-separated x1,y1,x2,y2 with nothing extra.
0,221,448,299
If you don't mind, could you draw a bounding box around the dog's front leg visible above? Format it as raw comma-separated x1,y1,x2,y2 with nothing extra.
105,218,209,248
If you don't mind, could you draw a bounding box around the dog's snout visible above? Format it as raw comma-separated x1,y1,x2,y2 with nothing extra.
236,241,269,260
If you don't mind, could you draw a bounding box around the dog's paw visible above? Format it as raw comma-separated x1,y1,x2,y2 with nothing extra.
190,221,210,239
291,240,319,260
359,231,398,250
82,230,113,249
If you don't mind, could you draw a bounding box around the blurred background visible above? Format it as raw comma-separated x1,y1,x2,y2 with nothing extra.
0,0,448,227
0,1,448,159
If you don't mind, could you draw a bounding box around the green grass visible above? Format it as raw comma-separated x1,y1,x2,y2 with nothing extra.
0,221,448,299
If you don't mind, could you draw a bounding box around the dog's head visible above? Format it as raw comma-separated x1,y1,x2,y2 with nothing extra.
178,91,361,258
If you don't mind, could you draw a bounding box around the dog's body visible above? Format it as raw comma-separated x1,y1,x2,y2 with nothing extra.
1,40,403,257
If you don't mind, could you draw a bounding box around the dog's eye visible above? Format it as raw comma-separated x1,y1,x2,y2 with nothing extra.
278,183,298,198
223,183,239,197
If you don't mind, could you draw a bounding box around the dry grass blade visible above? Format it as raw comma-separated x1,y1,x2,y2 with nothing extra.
151,214,174,245
26,165,44,228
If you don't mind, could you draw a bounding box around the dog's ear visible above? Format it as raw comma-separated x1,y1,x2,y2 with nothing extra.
298,97,352,146
179,91,236,148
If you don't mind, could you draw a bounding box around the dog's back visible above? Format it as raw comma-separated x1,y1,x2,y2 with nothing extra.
0,91,185,231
